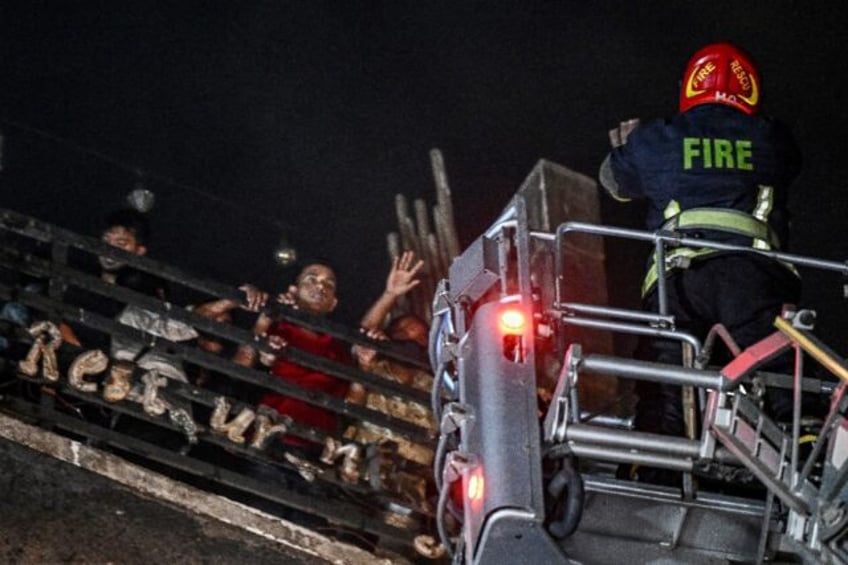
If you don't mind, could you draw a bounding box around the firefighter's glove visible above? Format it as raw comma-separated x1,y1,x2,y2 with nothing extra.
608,118,640,148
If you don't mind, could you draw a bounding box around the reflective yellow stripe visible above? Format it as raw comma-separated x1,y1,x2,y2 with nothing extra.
661,208,779,248
663,199,681,219
642,207,797,297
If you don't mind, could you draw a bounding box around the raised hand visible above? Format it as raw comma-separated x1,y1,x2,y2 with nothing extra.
385,251,424,298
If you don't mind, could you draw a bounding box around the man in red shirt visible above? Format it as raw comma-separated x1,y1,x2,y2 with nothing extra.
238,261,364,456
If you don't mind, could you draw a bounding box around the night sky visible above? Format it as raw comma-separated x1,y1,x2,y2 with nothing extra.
2,2,847,343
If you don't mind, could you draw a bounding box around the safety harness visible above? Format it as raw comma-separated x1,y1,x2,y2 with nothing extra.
641,188,797,296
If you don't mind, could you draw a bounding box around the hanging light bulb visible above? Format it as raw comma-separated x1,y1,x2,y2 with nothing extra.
274,235,297,267
127,170,155,213
127,188,155,213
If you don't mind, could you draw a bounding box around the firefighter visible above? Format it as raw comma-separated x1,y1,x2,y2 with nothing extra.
598,42,802,479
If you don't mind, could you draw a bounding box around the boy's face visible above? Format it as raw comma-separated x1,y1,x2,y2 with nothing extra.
294,264,338,315
99,225,146,271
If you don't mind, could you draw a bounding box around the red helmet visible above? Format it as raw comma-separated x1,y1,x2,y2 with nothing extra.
679,42,761,115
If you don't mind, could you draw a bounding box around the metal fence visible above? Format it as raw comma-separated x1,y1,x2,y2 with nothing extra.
0,207,438,556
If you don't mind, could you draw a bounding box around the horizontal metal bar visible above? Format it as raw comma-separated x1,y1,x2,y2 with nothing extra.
569,442,693,471
2,275,431,407
581,354,728,390
0,208,429,370
561,316,702,356
578,412,634,430
557,221,848,275
566,423,701,458
582,474,766,517
9,290,434,445
558,302,675,326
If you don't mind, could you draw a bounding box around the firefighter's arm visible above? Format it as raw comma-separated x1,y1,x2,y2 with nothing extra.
608,118,640,148
599,154,632,203
599,118,641,202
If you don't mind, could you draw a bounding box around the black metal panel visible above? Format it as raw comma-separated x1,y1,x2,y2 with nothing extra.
475,511,572,565
448,235,500,303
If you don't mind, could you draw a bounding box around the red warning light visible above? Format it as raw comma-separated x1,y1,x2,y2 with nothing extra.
467,470,485,503
499,308,527,335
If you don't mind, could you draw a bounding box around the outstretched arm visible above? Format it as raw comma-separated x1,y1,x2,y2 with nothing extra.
193,285,267,356
193,284,268,318
599,118,641,202
360,251,424,331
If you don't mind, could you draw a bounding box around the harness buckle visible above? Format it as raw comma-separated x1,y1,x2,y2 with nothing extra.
667,254,692,270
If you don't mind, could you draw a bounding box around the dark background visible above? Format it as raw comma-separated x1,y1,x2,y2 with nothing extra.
1,1,846,344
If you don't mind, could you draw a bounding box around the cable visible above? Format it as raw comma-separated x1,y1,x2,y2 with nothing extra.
431,361,448,424
0,116,290,233
428,308,447,371
433,427,451,493
435,470,456,560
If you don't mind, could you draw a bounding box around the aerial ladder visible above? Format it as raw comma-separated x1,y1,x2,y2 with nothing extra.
429,160,848,564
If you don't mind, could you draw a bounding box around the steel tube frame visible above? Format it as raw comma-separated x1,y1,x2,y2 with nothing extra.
566,423,701,458
561,316,702,356
558,302,675,326
552,221,848,339
554,221,848,278
581,354,728,391
569,443,693,471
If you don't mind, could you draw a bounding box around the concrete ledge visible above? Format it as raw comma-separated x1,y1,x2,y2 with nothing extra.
0,412,406,565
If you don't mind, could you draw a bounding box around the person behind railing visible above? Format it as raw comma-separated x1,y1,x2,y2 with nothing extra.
62,207,165,353
109,268,198,385
0,279,51,382
34,207,197,441
69,208,204,399
598,43,802,484
235,259,365,462
186,283,268,398
344,251,436,508
346,252,434,457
